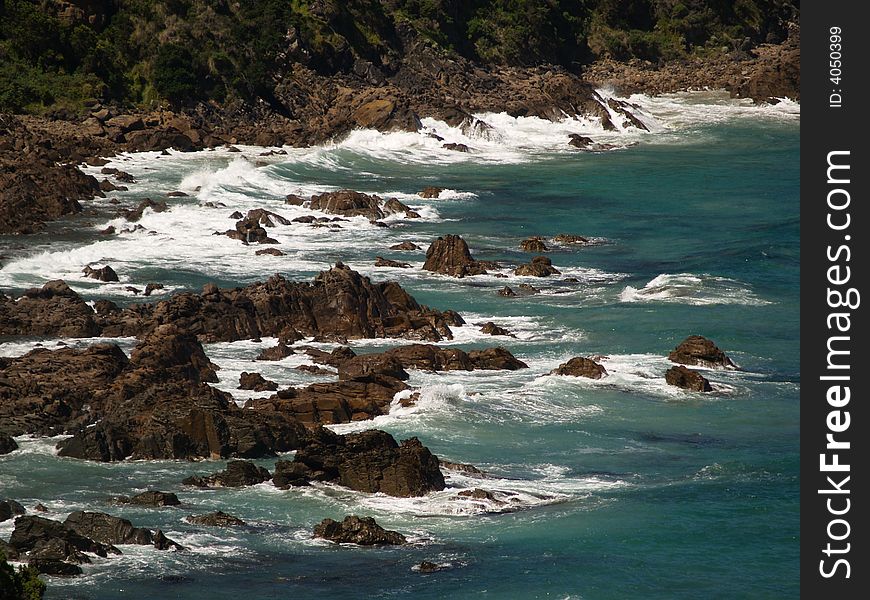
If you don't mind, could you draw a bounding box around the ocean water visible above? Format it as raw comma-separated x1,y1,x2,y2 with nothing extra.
0,91,799,599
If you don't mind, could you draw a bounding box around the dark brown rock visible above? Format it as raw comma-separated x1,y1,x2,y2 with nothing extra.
256,248,285,256
309,190,384,220
390,241,420,251
0,280,100,337
182,460,271,488
497,286,516,297
127,491,181,507
375,256,411,268
10,515,119,559
0,499,25,522
442,143,469,152
186,511,247,527
423,235,489,277
239,372,278,392
122,199,168,222
0,434,18,455
256,343,295,361
668,336,736,369
144,283,164,296
665,366,712,392
515,256,560,277
418,187,443,199
479,322,514,337
553,234,590,245
551,357,607,379
313,515,406,545
83,265,119,282
64,511,155,546
519,237,549,253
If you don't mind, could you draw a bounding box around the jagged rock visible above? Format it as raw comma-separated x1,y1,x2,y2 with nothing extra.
497,286,516,297
256,343,295,361
439,460,485,476
64,511,156,546
182,460,271,488
550,357,607,379
457,488,497,501
152,530,184,550
423,235,491,277
0,434,18,455
83,265,119,282
418,187,443,199
479,322,514,337
0,499,26,522
127,491,181,507
374,256,411,268
390,241,420,250
442,143,469,152
416,561,445,573
309,190,384,220
273,428,445,497
10,515,120,559
296,364,334,376
285,194,306,206
568,134,594,148
246,208,291,227
255,248,285,256
668,336,736,369
665,366,712,392
515,256,560,277
352,97,421,132
229,216,279,244
144,283,164,296
122,199,168,222
552,233,589,244
0,280,100,337
519,237,548,252
382,197,420,219
34,504,48,512
186,511,247,527
239,372,278,392
518,283,539,294
467,347,528,370
314,515,406,545
305,346,357,367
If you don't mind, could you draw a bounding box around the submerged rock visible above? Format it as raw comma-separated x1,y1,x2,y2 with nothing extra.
668,335,736,369
374,256,412,268
313,515,406,546
186,511,247,527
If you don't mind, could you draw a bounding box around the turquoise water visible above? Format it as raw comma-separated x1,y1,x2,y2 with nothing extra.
0,94,799,599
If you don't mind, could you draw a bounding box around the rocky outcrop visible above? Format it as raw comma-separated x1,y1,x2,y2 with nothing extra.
668,336,736,369
52,326,306,461
239,372,278,392
0,499,26,523
273,428,445,497
9,515,120,560
479,322,514,337
665,366,712,392
256,343,296,361
551,357,608,379
418,187,443,199
308,190,384,221
186,511,247,527
183,460,271,488
422,235,493,277
515,256,560,277
0,434,18,455
117,491,181,507
0,280,101,337
83,264,119,282
520,237,548,253
313,516,406,545
64,511,182,550
99,264,458,343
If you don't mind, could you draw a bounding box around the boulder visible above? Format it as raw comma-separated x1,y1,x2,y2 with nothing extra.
273,429,445,497
122,198,168,222
375,256,411,268
665,366,712,392
442,143,469,152
127,491,181,507
568,134,594,148
0,499,26,522
383,197,420,219
668,336,736,369
423,235,489,277
550,357,607,379
246,208,291,227
144,283,164,296
183,460,271,488
519,237,548,253
467,347,528,370
239,372,279,392
418,187,443,199
83,265,119,282
515,256,560,277
352,97,421,132
390,241,420,251
256,248,285,256
10,515,119,558
186,511,247,527
256,343,295,361
309,190,384,221
0,434,18,455
479,322,514,337
63,511,155,546
497,286,516,297
313,515,406,545
0,280,101,338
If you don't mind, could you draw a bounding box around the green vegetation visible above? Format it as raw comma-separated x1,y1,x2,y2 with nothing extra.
0,0,798,113
0,552,45,600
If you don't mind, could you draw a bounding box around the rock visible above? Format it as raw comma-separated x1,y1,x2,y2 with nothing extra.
519,237,549,252
285,194,306,206
295,364,334,376
83,264,119,282
152,529,184,550
568,134,594,148
416,561,445,573
143,283,164,296
255,248,285,256
113,170,136,183
515,256,560,277
308,190,384,220
665,366,712,392
123,198,168,222
390,241,420,251
106,115,144,132
182,460,271,488
99,225,116,235
382,197,420,218
273,429,445,497
256,343,295,361
127,491,181,507
229,216,279,244
0,499,26,522
64,511,155,546
305,346,356,367
313,515,406,545
186,511,247,527
467,347,528,370
246,208,291,227
10,515,119,558
497,286,516,297
442,143,469,152
551,357,607,379
352,97,421,132
668,336,736,369
439,460,485,476
29,555,84,576
239,372,278,392
553,233,590,245
374,256,411,268
34,504,48,512
292,215,316,223
100,178,120,192
479,322,514,337
418,187,443,199
457,488,497,500
423,235,489,277
166,191,188,197
0,434,18,455
518,283,539,294
125,286,141,295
